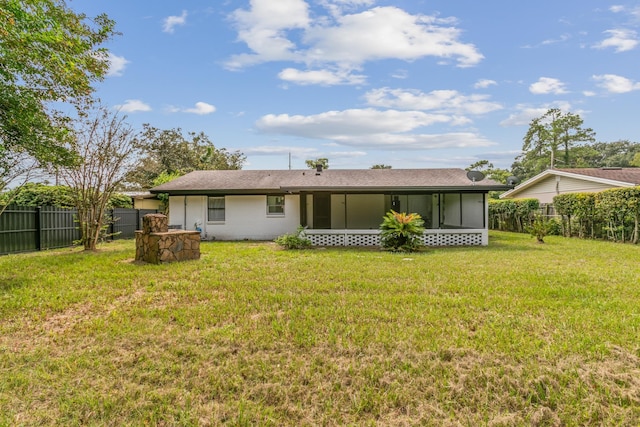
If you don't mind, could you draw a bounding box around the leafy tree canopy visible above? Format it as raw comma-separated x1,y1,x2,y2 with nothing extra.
512,109,596,180
0,0,116,167
125,124,245,189
466,160,510,184
305,158,329,169
371,164,392,169
0,182,131,208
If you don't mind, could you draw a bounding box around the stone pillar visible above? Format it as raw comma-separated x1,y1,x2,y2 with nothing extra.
136,213,200,264
143,214,169,234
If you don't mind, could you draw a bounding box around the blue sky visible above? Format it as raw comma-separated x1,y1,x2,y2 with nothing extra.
70,0,640,171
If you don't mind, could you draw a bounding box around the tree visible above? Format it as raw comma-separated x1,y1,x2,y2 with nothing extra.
0,182,131,209
0,0,116,171
512,109,595,180
371,164,392,169
466,160,510,184
0,149,41,214
60,106,139,251
151,171,182,214
305,158,329,170
125,125,245,189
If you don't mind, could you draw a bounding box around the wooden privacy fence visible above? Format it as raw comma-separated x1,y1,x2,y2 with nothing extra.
0,205,158,255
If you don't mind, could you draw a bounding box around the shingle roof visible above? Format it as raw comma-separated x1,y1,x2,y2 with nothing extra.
555,168,640,184
500,167,640,199
150,168,509,194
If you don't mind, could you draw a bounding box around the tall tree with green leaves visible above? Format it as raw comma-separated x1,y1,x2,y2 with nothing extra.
305,158,329,170
60,106,139,251
512,109,596,180
0,0,116,173
466,160,510,184
125,125,245,189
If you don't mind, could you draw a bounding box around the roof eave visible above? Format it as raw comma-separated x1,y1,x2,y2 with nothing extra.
153,185,512,195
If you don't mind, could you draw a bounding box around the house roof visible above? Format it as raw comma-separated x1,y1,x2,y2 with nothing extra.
150,168,511,195
122,191,158,200
500,167,640,199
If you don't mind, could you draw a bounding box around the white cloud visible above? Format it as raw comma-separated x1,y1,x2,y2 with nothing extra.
163,10,188,34
391,69,409,79
227,0,310,68
304,7,483,67
500,102,574,126
474,79,497,89
114,100,152,113
226,3,483,77
364,88,502,115
278,67,366,85
319,0,375,18
184,102,217,115
593,74,640,93
529,77,568,95
255,108,496,150
243,145,320,157
106,53,129,77
592,29,638,52
609,5,640,20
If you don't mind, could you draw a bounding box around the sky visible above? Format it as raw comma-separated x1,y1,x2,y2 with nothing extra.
69,0,640,171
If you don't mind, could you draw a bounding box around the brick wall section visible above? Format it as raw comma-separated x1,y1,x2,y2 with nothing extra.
135,214,200,264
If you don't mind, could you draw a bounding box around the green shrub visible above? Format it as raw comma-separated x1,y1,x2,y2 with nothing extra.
274,226,312,249
525,215,555,243
379,210,425,252
489,198,539,232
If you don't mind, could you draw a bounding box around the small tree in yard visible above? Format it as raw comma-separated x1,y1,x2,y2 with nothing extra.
380,210,425,252
61,106,139,251
525,215,555,243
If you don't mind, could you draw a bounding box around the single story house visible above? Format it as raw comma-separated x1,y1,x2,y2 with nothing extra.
150,168,510,247
500,168,640,204
123,191,162,211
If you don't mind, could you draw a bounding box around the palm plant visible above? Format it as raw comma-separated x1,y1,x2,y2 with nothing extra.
379,210,425,252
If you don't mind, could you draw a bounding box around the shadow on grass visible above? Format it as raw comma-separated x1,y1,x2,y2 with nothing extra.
0,276,33,293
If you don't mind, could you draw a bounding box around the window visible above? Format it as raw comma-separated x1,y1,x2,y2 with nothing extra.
208,196,225,221
267,195,285,215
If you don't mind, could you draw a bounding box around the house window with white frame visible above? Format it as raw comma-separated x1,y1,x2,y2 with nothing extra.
208,196,225,221
267,195,285,215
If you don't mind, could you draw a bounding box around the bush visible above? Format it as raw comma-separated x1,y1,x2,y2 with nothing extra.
525,215,555,243
379,210,425,252
488,198,539,232
274,226,312,249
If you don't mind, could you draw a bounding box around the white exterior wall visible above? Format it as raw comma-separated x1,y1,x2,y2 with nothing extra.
168,196,207,231
510,175,617,204
169,194,301,240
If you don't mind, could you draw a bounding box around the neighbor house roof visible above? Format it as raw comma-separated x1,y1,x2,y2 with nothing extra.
150,169,510,195
500,167,640,199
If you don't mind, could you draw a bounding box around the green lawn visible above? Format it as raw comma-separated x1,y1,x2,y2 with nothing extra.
1,232,639,426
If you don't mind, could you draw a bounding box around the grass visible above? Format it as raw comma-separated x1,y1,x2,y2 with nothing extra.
1,231,639,426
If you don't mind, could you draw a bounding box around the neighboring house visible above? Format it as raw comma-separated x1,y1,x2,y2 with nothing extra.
500,168,640,204
123,191,162,210
150,168,510,246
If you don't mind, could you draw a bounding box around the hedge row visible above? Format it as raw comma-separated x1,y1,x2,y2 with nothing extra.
488,198,539,233
554,188,640,243
490,187,640,244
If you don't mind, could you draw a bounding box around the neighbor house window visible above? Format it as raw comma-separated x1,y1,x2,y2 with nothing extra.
267,195,285,215
208,196,225,221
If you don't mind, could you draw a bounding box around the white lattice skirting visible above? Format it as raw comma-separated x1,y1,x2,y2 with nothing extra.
306,230,486,247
